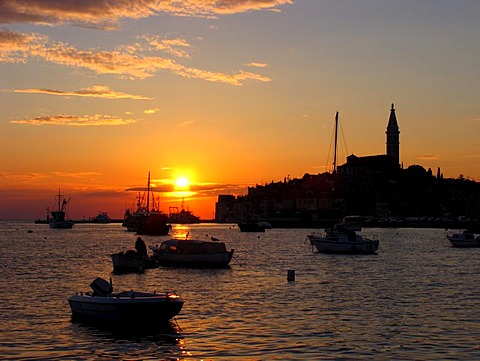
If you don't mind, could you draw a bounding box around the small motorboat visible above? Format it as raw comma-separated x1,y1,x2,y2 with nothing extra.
149,238,234,268
68,277,184,324
111,251,158,272
308,225,379,255
111,237,158,272
446,230,480,247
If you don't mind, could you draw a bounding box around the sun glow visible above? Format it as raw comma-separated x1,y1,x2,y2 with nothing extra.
175,177,190,189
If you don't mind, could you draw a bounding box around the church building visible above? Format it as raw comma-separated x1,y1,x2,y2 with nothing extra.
338,103,401,177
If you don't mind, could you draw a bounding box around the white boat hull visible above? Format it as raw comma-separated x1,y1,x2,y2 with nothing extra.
68,292,184,323
308,233,379,254
155,251,234,268
150,239,234,268
447,233,480,247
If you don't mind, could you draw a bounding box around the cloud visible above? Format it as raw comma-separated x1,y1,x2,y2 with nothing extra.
244,62,269,68
144,108,159,114
140,35,191,58
125,181,249,197
178,120,195,127
0,1,292,29
3,85,153,100
51,171,102,178
0,29,271,85
10,114,137,126
417,154,439,160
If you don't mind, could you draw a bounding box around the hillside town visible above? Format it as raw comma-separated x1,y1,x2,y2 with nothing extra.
215,104,480,229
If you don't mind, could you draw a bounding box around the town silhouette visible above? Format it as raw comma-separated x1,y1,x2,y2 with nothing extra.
215,104,480,230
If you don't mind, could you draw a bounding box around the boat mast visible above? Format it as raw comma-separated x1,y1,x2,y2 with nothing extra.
329,111,339,226
146,171,151,214
333,111,339,192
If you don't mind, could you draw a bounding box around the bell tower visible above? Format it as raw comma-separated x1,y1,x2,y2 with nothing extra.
386,103,400,165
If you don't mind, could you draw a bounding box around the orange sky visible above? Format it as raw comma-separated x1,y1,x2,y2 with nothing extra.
1,1,479,220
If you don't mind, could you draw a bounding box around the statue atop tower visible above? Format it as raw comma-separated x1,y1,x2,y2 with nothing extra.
386,103,400,165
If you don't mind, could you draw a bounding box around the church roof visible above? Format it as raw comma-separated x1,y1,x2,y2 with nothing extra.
387,103,399,131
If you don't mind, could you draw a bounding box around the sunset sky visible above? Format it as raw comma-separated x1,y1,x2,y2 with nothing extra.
1,0,479,220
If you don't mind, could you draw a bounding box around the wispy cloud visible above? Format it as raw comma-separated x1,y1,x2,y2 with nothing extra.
51,171,102,178
3,85,153,100
144,108,159,114
417,154,439,160
141,35,191,58
178,120,195,127
0,1,292,29
0,29,271,85
10,114,136,126
244,62,269,68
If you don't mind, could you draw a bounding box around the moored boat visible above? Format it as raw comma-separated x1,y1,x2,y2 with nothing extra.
149,238,234,268
122,172,170,235
111,237,158,272
307,112,380,254
49,190,74,229
308,226,379,254
68,277,184,324
446,230,480,247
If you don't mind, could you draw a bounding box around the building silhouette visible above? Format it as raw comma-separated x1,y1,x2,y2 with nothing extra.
215,104,480,227
386,103,400,164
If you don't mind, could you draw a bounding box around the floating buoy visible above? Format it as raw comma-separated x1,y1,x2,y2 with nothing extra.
287,270,295,282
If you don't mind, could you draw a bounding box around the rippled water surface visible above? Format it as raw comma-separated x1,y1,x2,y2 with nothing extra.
1,221,480,360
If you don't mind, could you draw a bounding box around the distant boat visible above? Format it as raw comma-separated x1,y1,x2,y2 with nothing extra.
237,221,271,232
307,112,380,254
94,211,111,223
122,172,170,236
446,230,480,247
49,190,74,229
169,199,201,224
149,238,234,268
68,277,184,324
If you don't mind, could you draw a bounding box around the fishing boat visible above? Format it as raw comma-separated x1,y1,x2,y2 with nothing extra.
307,112,380,254
149,238,234,268
49,190,74,229
446,230,480,247
122,172,170,235
169,199,201,224
68,277,184,324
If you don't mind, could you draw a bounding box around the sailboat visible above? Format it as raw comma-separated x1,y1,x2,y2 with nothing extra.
122,172,170,236
307,112,379,254
49,190,75,229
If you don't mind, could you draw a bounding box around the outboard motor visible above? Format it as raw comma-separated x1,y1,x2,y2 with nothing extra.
90,277,113,296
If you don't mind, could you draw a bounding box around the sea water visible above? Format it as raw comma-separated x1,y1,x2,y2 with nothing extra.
1,221,479,360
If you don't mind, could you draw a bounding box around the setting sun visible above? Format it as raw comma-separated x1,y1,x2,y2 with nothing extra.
175,177,190,189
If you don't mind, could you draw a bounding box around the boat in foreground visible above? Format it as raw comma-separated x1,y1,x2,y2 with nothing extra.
308,226,379,254
150,238,234,268
68,277,184,324
446,230,480,247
